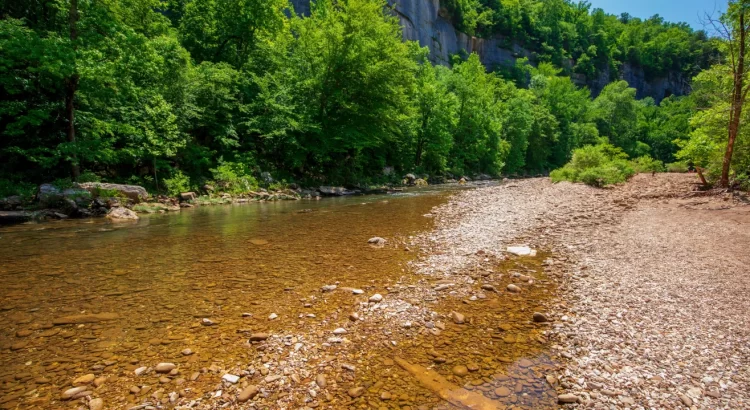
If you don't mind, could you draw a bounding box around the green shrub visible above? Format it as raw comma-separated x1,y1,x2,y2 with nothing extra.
0,179,36,199
163,170,191,197
51,178,74,190
631,156,665,173
210,161,259,194
666,161,689,173
78,171,101,183
550,143,635,187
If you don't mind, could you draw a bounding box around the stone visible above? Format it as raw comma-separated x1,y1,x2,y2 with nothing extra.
494,387,511,397
380,391,392,400
348,387,365,398
88,398,104,410
315,374,327,389
319,186,355,196
507,284,521,293
134,367,148,376
452,365,469,376
179,192,197,201
181,348,193,356
238,385,259,402
368,237,386,246
352,288,364,294
321,285,337,292
349,312,360,321
222,374,240,384
558,394,579,404
450,311,465,324
155,363,176,373
75,182,148,203
0,211,31,225
61,386,88,400
333,328,347,335
678,394,693,406
481,284,496,292
532,312,548,323
248,333,269,342
73,374,95,386
52,313,119,325
506,246,534,256
268,313,278,320
369,294,383,303
106,207,139,221
93,377,107,387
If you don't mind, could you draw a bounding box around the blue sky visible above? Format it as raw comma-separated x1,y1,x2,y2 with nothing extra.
587,0,726,30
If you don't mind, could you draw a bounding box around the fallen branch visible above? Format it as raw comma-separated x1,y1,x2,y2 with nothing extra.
394,357,503,410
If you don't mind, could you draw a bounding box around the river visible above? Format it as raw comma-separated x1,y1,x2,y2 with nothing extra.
0,185,559,409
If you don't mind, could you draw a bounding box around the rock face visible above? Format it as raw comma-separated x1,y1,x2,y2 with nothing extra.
289,0,687,102
75,182,148,203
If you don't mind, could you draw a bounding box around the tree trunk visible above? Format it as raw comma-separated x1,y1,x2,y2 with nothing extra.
722,12,747,188
66,0,80,180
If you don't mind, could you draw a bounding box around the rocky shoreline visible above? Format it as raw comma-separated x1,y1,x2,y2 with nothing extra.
0,173,494,226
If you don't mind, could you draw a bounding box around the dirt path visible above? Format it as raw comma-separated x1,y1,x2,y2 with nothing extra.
438,174,750,409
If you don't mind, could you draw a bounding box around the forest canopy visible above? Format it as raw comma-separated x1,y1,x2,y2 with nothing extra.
0,0,727,197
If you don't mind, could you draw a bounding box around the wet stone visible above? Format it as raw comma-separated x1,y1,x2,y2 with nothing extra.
348,387,365,398
238,385,259,402
155,363,176,373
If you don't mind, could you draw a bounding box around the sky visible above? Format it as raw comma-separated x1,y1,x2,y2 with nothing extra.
587,0,726,30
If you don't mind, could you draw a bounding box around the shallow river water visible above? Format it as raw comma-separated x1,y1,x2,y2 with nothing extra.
0,186,560,409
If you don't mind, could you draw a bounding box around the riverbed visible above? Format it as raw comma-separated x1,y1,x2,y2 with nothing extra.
0,184,561,409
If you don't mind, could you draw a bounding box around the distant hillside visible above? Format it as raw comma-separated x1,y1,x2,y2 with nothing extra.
290,0,718,102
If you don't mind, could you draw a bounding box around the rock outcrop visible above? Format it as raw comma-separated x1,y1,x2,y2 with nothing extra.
75,183,148,203
289,0,688,102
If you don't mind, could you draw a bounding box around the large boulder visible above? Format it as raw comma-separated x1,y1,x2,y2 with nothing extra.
106,207,139,221
319,186,356,196
0,195,23,211
37,184,63,206
75,183,148,203
0,211,31,225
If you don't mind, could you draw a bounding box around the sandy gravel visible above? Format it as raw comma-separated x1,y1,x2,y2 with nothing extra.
429,174,750,409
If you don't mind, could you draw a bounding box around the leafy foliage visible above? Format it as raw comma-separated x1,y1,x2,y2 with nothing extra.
550,143,635,187
0,0,727,195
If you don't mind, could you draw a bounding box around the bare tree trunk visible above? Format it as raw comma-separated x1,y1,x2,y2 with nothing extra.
66,0,80,180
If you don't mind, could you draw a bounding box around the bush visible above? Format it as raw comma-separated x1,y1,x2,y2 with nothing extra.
0,179,36,199
666,161,689,173
631,156,665,173
550,143,635,187
209,161,259,194
163,170,191,197
78,171,101,183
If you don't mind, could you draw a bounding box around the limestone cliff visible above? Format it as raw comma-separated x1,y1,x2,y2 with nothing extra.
289,0,689,102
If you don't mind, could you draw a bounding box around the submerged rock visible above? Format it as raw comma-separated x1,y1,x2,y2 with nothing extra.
368,237,386,247
52,313,119,325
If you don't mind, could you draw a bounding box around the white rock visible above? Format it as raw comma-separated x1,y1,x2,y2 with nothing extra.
507,246,533,256
352,289,364,295
268,313,278,320
222,374,240,384
134,367,148,376
369,294,383,303
333,328,347,335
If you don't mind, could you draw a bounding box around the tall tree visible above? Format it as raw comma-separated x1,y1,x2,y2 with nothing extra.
708,1,750,187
